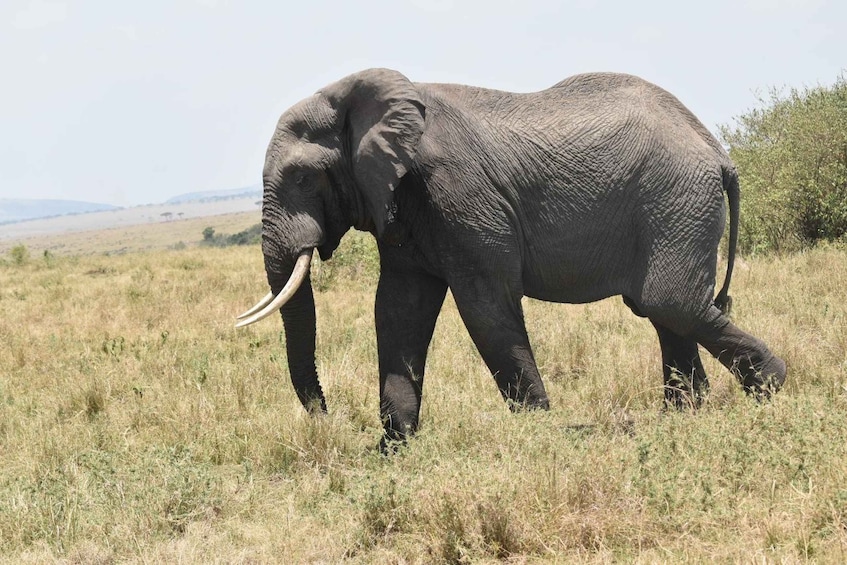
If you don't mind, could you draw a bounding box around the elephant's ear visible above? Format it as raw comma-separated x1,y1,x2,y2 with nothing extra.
321,69,425,238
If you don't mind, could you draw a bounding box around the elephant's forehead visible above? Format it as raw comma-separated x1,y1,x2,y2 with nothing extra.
274,94,337,138
263,138,303,178
266,132,301,163
264,135,339,180
264,95,340,178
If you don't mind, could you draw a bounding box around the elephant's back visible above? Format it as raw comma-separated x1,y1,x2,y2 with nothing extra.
547,72,689,115
548,73,728,161
548,72,649,95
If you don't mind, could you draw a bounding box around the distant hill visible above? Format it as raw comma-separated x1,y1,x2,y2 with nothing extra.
166,185,262,204
0,199,121,225
0,198,261,243
0,186,263,227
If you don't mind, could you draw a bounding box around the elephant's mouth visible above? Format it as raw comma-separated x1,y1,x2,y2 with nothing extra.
235,250,313,328
317,227,344,261
317,243,334,262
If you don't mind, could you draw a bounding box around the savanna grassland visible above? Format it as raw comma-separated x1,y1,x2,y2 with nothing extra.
0,211,259,257
1,224,846,563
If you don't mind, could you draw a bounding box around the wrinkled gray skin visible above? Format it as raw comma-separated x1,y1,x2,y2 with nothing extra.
257,68,786,449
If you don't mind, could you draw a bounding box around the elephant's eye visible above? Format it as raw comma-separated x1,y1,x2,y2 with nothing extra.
294,171,313,189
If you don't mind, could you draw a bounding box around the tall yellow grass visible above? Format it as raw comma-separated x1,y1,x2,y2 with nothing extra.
1,231,845,562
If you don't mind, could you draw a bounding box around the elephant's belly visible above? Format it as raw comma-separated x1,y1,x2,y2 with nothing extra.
520,250,633,305
516,193,640,304
522,275,622,304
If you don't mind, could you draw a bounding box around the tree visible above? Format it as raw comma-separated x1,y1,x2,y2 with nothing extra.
202,226,215,241
719,75,847,253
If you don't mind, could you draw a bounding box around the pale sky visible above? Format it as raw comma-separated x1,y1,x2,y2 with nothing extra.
1,0,844,206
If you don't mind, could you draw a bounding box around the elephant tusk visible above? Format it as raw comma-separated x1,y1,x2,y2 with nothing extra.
236,291,275,320
235,250,313,328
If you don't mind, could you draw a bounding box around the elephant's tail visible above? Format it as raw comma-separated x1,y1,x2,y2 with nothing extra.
714,165,739,315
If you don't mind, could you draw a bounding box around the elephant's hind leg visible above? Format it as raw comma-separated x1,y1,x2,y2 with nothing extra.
651,321,709,408
690,306,786,398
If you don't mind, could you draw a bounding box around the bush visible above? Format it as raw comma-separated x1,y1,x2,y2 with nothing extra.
719,74,847,254
199,224,261,247
9,245,29,265
311,231,379,291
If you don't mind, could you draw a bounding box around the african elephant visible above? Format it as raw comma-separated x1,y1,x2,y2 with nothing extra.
236,68,786,448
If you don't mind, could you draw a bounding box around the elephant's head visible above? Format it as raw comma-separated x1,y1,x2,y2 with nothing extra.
236,69,426,412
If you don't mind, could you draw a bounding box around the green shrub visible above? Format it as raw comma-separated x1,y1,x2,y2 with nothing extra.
199,224,261,247
9,245,29,265
720,74,847,253
311,231,379,291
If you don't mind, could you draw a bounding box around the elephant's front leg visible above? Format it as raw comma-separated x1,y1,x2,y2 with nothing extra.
451,276,550,411
375,269,447,448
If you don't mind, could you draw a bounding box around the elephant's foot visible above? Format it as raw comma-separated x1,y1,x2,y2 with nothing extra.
663,369,709,410
691,307,787,400
736,351,787,400
378,416,420,454
504,388,550,412
379,403,419,455
378,434,407,455
379,372,423,454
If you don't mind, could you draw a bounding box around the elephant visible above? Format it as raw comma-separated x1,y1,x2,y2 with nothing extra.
236,68,786,448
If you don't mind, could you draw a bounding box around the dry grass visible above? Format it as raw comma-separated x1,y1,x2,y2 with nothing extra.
1,231,846,563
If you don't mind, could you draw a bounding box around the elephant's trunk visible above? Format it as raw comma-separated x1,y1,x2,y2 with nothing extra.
278,273,327,413
237,250,326,413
